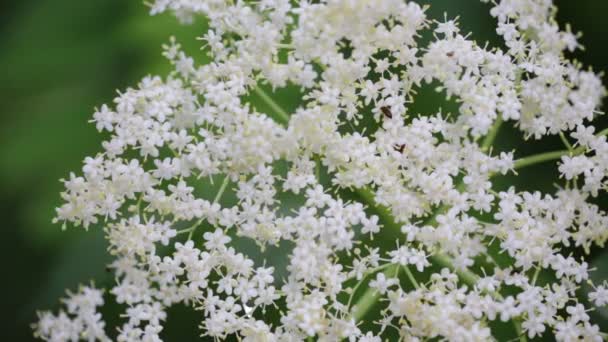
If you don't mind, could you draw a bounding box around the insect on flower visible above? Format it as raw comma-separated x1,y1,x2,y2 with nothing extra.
380,106,393,119
394,144,406,153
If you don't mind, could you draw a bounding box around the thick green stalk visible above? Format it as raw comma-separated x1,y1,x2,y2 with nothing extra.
513,127,608,170
513,149,570,170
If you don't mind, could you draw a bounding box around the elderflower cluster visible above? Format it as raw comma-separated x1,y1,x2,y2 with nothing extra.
34,0,608,341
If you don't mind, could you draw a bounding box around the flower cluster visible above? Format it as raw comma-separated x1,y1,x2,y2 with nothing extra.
34,0,608,341
34,286,108,341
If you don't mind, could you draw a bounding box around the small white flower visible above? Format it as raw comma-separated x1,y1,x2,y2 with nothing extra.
369,273,398,294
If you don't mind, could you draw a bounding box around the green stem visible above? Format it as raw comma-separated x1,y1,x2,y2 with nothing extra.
186,221,201,241
559,131,574,152
514,320,527,342
253,86,290,124
513,127,608,170
351,264,399,321
531,266,541,286
403,265,420,289
186,175,230,240
353,187,484,309
213,175,230,204
513,149,570,170
347,274,369,311
482,116,503,152
343,263,393,284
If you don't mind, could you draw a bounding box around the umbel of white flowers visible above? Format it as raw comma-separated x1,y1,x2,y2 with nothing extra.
33,0,608,341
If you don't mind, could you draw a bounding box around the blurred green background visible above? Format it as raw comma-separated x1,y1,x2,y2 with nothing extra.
1,0,608,340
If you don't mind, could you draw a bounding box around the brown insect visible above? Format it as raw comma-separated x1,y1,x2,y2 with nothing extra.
446,51,455,57
380,106,392,119
394,144,405,153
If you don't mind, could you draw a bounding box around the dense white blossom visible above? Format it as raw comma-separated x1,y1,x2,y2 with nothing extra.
35,0,608,341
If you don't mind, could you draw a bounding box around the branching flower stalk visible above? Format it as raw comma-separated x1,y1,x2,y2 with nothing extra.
255,84,497,328
33,0,608,341
514,127,608,170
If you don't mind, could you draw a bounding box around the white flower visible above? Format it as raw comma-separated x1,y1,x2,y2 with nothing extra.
203,228,231,251
369,273,398,294
33,286,109,342
589,284,608,307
